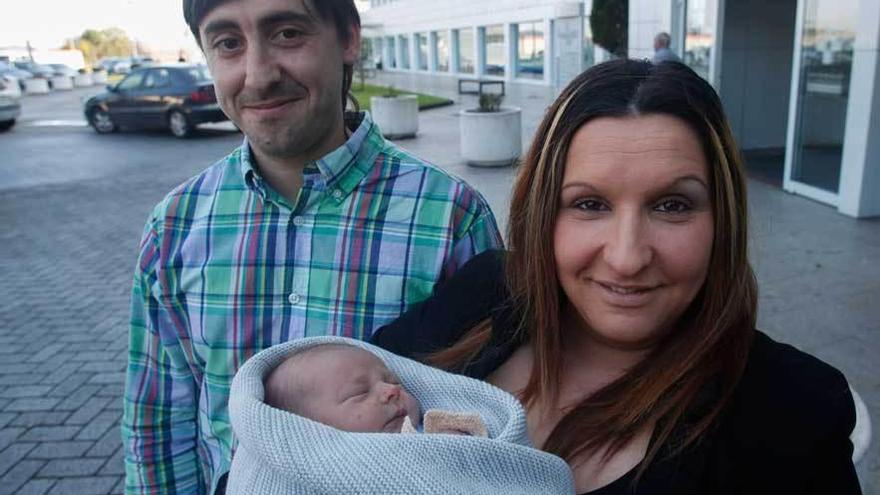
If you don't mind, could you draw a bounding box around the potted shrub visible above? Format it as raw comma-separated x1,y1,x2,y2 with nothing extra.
23,76,50,95
370,86,418,139
459,93,521,167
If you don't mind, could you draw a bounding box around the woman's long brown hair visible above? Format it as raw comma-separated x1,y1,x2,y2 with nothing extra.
430,59,757,474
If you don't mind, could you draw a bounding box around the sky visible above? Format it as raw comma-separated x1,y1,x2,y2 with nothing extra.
0,0,371,52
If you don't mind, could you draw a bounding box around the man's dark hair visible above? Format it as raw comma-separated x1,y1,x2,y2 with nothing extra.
183,0,361,111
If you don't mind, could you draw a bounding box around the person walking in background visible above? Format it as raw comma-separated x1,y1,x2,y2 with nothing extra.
121,0,502,493
652,32,681,64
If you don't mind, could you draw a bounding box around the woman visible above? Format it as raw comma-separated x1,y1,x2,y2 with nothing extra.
371,59,860,494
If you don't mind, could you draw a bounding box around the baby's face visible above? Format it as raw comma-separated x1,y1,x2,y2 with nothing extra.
296,346,421,433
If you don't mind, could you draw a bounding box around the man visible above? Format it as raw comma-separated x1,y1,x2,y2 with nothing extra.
122,0,502,493
652,32,681,64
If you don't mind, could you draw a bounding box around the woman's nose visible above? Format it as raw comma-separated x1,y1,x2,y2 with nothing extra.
602,210,653,276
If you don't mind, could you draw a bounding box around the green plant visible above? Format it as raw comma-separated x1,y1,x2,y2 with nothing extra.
383,85,399,97
478,93,504,112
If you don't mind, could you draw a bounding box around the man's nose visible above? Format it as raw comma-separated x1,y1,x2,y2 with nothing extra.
243,41,281,92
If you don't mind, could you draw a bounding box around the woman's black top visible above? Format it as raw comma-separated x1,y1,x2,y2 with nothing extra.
370,250,861,494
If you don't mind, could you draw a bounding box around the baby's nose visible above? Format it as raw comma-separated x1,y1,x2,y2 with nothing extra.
379,383,401,403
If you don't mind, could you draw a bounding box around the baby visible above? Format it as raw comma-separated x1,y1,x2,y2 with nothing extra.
263,343,486,435
227,338,576,494
264,344,421,433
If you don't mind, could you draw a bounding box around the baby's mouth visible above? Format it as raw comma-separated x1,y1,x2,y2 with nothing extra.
384,409,407,432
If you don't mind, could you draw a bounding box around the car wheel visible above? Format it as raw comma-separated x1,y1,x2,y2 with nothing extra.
0,120,14,132
168,110,193,138
88,109,116,134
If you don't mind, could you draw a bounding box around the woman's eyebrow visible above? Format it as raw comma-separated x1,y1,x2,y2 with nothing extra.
669,175,709,191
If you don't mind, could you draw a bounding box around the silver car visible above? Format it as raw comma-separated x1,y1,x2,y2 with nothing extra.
0,75,22,131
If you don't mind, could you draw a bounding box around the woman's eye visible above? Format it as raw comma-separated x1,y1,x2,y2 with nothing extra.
654,199,692,214
574,199,609,212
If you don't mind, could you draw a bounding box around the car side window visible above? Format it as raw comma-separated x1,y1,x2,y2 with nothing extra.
117,71,145,91
143,69,171,89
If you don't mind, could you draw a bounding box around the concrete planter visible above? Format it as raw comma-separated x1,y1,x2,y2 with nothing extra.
51,76,74,90
92,71,108,84
74,73,93,87
370,94,418,139
24,78,50,95
459,107,522,167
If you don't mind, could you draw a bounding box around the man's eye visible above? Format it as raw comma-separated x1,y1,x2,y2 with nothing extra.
275,28,301,41
654,199,692,214
214,38,241,52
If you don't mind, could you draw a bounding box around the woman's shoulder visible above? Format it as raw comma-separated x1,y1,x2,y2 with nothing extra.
369,249,508,359
727,330,855,447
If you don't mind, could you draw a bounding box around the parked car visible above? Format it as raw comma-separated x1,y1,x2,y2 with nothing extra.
0,75,22,131
96,57,120,73
96,57,132,75
112,60,132,74
13,61,54,79
84,64,228,138
129,56,155,70
48,64,78,78
0,74,22,98
0,61,33,91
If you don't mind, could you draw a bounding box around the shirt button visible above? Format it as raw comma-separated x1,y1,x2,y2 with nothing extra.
332,189,343,200
288,292,301,305
292,216,305,227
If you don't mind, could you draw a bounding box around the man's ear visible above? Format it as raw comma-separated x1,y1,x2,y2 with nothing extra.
342,23,362,65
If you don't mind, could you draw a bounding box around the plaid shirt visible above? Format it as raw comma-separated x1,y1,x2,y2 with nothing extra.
122,112,502,494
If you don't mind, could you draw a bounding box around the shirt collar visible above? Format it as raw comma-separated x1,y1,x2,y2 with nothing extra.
239,111,383,203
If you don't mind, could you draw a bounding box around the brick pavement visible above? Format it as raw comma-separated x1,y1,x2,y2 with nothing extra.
0,128,220,494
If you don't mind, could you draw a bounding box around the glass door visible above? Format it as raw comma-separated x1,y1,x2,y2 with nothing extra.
683,0,719,85
784,0,858,203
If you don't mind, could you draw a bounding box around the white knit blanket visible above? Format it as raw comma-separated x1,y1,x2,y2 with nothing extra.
227,336,575,494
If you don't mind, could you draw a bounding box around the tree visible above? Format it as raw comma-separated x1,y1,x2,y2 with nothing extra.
590,0,628,58
74,28,134,67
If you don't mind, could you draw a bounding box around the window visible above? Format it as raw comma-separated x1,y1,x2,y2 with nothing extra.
684,0,717,82
117,71,145,90
516,21,544,80
399,35,410,69
483,25,505,77
387,36,397,68
143,69,171,88
583,16,595,69
416,33,428,70
435,31,450,72
456,29,475,74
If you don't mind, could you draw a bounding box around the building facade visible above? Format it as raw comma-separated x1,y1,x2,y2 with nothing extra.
362,0,605,87
363,0,880,218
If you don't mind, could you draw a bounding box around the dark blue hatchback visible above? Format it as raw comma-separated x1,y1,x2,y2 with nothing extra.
84,64,229,138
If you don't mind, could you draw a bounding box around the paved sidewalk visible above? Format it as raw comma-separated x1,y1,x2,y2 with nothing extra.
0,73,877,494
